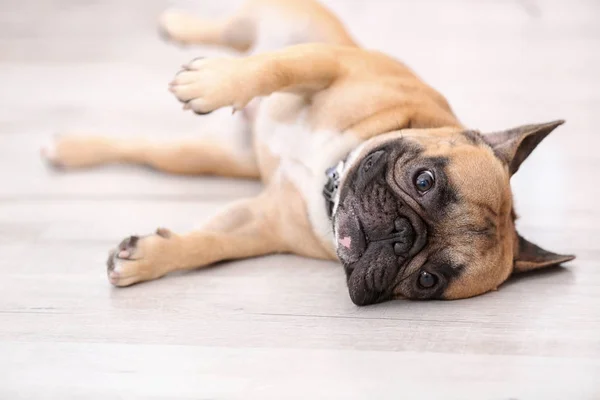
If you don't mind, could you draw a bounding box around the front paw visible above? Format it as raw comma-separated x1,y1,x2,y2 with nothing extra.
106,228,174,287
169,57,248,115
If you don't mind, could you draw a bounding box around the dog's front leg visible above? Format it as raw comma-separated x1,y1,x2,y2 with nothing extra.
169,43,344,115
107,194,285,287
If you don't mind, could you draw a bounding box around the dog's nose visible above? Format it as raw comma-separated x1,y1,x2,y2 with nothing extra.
392,217,415,256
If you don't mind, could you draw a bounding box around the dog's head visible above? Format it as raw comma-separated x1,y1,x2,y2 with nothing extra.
331,121,574,305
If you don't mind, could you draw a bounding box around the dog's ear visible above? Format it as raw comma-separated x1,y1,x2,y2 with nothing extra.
513,234,575,273
484,120,564,175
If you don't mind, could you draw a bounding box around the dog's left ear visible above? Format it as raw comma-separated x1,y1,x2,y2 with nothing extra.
484,120,564,175
514,234,575,273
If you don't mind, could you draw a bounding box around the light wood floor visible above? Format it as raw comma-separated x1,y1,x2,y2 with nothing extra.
1,0,599,398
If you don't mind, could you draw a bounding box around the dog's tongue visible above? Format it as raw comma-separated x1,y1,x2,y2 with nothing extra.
336,208,366,263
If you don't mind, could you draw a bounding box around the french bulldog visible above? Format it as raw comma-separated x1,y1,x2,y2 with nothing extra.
42,0,574,305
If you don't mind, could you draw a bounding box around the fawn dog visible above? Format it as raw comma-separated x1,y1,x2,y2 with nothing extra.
42,0,574,305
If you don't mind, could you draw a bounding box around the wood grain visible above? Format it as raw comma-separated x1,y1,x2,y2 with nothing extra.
1,0,599,398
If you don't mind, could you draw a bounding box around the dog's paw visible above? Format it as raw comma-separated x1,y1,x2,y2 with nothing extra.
41,134,112,169
169,57,248,115
107,228,174,287
40,135,63,168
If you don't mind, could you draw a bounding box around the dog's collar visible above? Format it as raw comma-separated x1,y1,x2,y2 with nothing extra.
323,160,344,218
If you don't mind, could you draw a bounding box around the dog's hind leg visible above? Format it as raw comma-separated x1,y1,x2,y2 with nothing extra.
159,8,254,52
159,0,356,53
106,181,332,287
42,109,259,178
42,134,259,178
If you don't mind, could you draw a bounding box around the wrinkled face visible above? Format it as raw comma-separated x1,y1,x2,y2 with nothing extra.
333,127,516,305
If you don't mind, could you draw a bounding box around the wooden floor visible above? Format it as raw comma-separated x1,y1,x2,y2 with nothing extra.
1,0,599,398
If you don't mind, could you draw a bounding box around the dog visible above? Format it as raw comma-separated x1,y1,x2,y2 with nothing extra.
41,0,574,305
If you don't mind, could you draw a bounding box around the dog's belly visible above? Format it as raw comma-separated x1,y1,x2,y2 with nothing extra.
253,93,360,248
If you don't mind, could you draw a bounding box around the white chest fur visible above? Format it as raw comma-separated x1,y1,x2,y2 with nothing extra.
254,94,360,248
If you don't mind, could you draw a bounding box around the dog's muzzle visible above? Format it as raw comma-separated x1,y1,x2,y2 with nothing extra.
326,148,428,305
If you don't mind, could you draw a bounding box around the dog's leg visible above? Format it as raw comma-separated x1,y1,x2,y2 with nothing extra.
42,135,259,178
158,0,355,52
106,196,278,286
42,109,259,178
159,9,253,52
106,182,330,287
170,44,348,115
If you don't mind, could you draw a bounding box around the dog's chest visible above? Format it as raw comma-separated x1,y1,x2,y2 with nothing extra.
253,94,359,244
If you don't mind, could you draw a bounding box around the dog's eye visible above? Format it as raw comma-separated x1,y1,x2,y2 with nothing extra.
418,270,437,289
414,170,434,193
